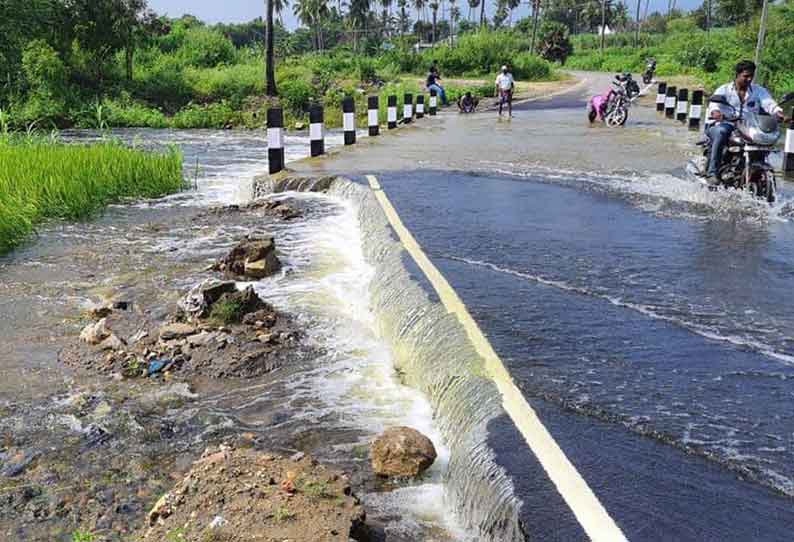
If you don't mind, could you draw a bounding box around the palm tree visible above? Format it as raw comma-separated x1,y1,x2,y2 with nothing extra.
398,0,409,35
265,0,277,96
467,0,479,21
293,0,330,51
348,0,371,50
506,0,519,25
479,0,485,26
381,0,393,37
414,0,425,23
274,0,290,25
450,0,460,42
430,1,439,42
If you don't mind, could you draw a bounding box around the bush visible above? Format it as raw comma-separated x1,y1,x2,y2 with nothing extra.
278,78,316,114
19,40,70,124
511,52,553,80
178,27,237,68
170,102,242,128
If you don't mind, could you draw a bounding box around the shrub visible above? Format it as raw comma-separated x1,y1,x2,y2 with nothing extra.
20,40,70,124
278,78,316,114
511,52,553,80
177,27,237,68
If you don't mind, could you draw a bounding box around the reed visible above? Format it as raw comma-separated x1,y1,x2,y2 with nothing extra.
0,136,184,254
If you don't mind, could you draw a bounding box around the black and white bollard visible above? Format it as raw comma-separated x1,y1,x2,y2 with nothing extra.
403,93,413,124
656,82,667,113
784,119,794,177
689,90,703,131
665,86,677,119
388,95,397,129
429,89,438,116
416,95,425,119
677,88,689,123
367,96,379,136
267,107,284,174
342,97,356,145
309,104,324,157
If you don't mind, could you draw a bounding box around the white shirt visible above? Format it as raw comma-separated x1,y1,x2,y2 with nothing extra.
496,72,514,91
706,82,781,126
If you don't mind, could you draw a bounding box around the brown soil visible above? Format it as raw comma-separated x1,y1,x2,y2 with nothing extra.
137,445,369,542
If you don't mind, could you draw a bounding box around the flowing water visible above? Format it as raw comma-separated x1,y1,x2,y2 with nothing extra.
0,128,492,540
6,75,794,541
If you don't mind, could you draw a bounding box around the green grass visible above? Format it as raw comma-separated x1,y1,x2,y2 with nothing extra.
0,136,184,254
208,297,244,325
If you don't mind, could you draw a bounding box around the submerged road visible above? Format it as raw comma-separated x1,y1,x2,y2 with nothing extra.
292,74,794,540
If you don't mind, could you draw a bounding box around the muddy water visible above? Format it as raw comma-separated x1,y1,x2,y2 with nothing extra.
0,130,467,541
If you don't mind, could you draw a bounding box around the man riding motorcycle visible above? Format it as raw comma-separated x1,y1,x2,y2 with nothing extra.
704,60,784,186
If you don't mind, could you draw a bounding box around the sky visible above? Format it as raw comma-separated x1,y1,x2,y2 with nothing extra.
147,0,705,30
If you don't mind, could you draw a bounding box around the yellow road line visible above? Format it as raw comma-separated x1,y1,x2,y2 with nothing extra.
367,174,628,542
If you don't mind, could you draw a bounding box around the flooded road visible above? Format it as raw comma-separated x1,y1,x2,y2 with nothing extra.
289,74,794,540
4,72,794,541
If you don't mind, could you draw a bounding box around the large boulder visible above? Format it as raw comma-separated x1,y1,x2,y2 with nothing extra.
370,426,437,478
215,236,281,279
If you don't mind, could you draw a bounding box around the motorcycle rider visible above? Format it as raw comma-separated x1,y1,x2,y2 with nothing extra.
704,60,784,185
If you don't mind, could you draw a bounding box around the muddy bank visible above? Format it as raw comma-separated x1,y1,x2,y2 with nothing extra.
139,444,368,542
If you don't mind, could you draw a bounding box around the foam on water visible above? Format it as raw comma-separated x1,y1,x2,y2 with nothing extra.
230,191,473,539
476,159,792,224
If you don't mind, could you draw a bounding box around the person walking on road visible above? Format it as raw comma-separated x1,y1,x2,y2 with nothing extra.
495,65,515,117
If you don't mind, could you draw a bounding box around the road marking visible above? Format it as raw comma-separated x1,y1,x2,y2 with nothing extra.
366,174,629,542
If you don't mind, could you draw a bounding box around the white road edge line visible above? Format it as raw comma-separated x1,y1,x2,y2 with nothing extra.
366,174,629,542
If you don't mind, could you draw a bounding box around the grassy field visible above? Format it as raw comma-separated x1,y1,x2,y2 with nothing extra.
0,137,184,254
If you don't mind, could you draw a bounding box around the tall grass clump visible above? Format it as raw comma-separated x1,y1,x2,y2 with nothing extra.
0,137,184,253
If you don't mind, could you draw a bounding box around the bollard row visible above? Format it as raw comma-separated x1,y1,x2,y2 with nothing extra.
656,81,702,131
266,93,436,173
785,119,794,176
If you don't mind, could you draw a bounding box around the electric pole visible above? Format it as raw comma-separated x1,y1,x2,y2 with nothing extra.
754,0,769,77
530,0,541,54
600,0,607,54
705,0,711,33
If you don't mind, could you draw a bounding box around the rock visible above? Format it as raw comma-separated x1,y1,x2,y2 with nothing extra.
80,318,111,345
370,427,437,478
209,516,227,529
214,286,271,321
159,323,197,341
186,331,214,347
86,302,113,319
272,203,301,220
98,333,124,351
215,237,281,280
147,494,172,526
178,280,238,321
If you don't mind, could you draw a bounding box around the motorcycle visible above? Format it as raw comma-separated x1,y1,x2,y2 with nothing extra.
692,92,794,203
642,59,656,84
587,75,635,127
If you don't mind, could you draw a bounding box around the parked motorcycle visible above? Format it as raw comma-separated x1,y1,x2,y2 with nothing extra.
587,74,637,127
691,92,794,203
642,59,656,84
